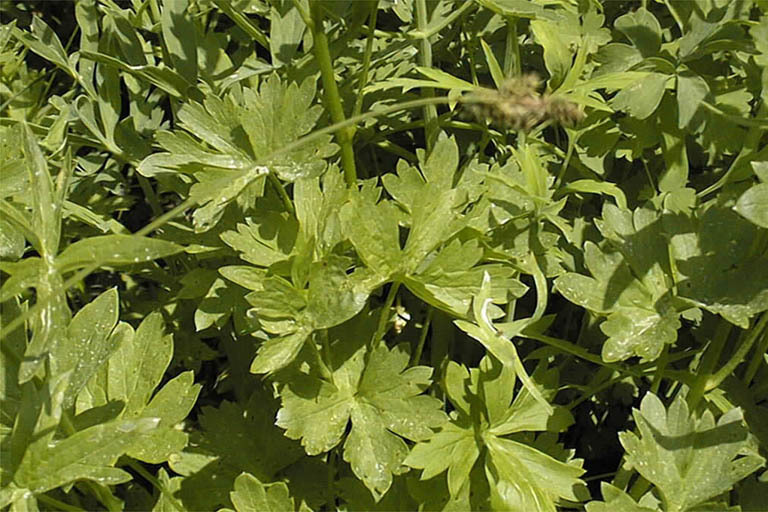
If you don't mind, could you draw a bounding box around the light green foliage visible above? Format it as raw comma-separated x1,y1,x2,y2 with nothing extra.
2,0,768,510
405,355,583,511
555,204,682,362
619,393,765,512
277,335,446,498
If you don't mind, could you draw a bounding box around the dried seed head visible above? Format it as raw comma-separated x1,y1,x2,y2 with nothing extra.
463,73,584,131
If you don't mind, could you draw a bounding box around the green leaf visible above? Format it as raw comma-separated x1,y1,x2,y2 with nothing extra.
677,72,709,129
14,417,160,494
230,473,302,512
406,356,581,508
619,393,765,512
600,308,680,363
340,195,402,277
529,17,572,89
485,436,585,512
276,340,446,498
161,0,198,84
669,206,768,327
221,211,298,268
480,39,504,89
556,179,627,209
80,50,191,98
269,1,306,67
611,73,668,119
614,8,662,57
51,288,121,409
21,124,59,259
12,17,75,79
585,483,656,512
55,235,183,272
250,329,311,375
735,183,768,228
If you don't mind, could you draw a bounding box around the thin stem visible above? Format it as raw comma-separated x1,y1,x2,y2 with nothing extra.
503,17,520,77
650,345,669,395
687,320,732,409
708,313,768,391
267,173,295,215
371,281,401,349
698,103,766,198
310,2,357,185
126,460,185,512
352,1,380,118
308,333,335,383
743,321,768,385
411,307,434,366
410,0,475,40
415,0,439,152
36,494,86,512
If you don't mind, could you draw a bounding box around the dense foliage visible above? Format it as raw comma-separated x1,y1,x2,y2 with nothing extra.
2,0,768,510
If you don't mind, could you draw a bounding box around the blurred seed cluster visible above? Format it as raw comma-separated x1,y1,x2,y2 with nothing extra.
465,74,584,131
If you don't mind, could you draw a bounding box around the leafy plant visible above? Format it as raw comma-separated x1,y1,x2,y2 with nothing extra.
2,0,768,510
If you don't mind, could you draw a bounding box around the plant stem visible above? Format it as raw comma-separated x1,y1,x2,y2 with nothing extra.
650,345,669,394
353,1,379,118
503,17,520,77
687,319,732,409
411,307,433,366
37,494,86,512
126,460,185,512
267,173,295,215
707,312,768,390
415,0,439,152
308,333,335,383
743,319,768,385
310,2,357,186
371,281,401,349
410,0,475,40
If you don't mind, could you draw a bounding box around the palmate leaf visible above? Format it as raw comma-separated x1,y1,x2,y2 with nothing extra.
554,204,682,362
619,393,765,512
76,311,201,464
405,356,583,512
667,205,768,328
168,388,303,511
137,74,337,231
276,336,446,499
225,472,311,512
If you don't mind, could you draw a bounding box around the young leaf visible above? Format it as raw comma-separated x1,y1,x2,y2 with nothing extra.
229,473,305,512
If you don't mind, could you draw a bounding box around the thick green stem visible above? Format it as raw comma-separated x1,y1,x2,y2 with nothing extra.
415,0,439,152
687,320,732,409
310,2,357,185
